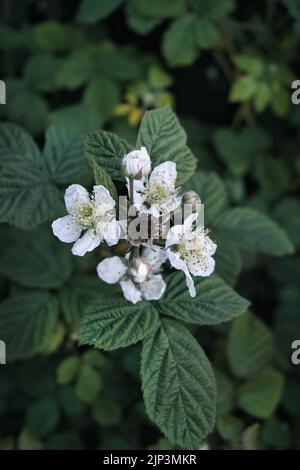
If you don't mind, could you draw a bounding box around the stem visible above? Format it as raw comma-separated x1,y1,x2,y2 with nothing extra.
129,177,134,207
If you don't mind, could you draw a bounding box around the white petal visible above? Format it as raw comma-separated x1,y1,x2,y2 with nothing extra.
126,177,146,209
149,161,177,192
71,229,101,256
97,257,127,284
142,245,167,270
52,215,81,243
141,274,166,301
120,279,142,304
168,249,196,297
100,220,121,247
65,184,90,215
93,185,115,208
122,147,151,178
188,255,215,277
203,236,217,257
165,224,184,248
183,213,199,232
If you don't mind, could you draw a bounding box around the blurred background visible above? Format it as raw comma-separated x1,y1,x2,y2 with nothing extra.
0,0,300,450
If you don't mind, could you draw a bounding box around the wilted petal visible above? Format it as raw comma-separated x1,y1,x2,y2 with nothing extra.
141,274,166,301
188,255,215,277
120,279,142,304
65,184,90,215
72,229,101,256
168,250,196,297
52,215,81,243
97,257,127,284
93,185,115,208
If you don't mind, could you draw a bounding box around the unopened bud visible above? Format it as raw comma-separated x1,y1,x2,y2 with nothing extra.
182,191,201,212
122,147,151,179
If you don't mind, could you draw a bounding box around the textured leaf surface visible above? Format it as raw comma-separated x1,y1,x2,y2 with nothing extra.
85,130,132,181
79,297,159,350
158,273,249,325
0,123,61,229
227,313,274,378
215,207,294,256
141,317,216,449
43,125,91,185
0,226,72,289
0,292,59,361
137,106,196,184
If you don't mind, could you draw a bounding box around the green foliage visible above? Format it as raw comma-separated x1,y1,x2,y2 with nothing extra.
227,313,274,378
0,292,59,360
141,318,216,449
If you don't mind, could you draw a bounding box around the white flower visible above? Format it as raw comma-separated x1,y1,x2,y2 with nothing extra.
96,246,167,304
141,274,166,300
96,256,127,284
133,161,182,217
52,184,120,256
166,214,217,297
120,279,142,304
122,147,151,179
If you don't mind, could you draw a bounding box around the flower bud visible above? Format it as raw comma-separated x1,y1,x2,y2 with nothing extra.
122,147,151,179
182,191,201,212
131,258,151,284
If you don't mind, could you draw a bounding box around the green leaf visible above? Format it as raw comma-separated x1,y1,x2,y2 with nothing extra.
158,272,250,325
227,313,274,378
75,364,102,403
92,161,118,202
85,130,132,181
83,77,120,122
26,398,60,437
194,19,220,48
57,357,80,385
214,236,242,286
217,415,244,441
32,22,75,51
262,417,291,448
192,0,234,19
92,398,122,426
229,75,258,102
162,16,198,67
183,171,228,225
130,0,185,19
18,429,44,450
238,369,285,419
126,4,161,35
141,317,216,449
79,297,159,350
76,0,124,23
48,104,102,134
24,53,62,92
0,226,72,289
43,125,91,185
215,207,294,256
0,292,59,361
56,51,92,90
137,106,196,184
215,370,234,416
59,274,102,327
0,124,61,229
233,54,264,78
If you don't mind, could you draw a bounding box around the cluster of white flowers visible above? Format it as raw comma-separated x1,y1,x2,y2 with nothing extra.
52,147,217,304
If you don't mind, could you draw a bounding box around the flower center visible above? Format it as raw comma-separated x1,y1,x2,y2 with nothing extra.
74,202,95,228
145,183,169,204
